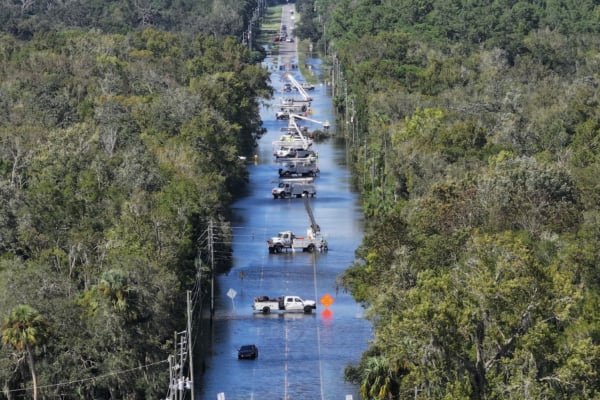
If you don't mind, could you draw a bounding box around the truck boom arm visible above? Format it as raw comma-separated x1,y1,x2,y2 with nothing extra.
289,113,329,128
285,73,312,101
288,118,310,148
304,195,320,235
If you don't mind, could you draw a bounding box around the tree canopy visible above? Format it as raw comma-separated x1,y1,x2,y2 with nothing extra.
0,11,271,398
302,0,600,398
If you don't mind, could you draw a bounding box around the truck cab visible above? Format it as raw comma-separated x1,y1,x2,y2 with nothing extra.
274,231,294,246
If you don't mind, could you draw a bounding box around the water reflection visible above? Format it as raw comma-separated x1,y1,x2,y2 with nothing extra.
195,12,371,400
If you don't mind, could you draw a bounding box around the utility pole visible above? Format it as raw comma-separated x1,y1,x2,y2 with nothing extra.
175,330,191,400
167,355,174,400
165,256,200,398
208,218,215,319
187,290,195,400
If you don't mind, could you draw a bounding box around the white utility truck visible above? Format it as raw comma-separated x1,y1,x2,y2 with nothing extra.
274,147,317,160
267,196,328,253
272,178,316,199
253,295,317,314
278,161,319,177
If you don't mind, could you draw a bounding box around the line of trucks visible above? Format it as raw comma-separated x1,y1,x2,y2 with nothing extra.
251,74,328,315
268,93,328,253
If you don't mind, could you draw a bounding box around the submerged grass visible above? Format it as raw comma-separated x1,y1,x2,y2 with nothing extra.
257,5,282,46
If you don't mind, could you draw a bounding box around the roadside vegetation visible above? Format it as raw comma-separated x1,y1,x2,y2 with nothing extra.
0,0,272,398
295,0,600,398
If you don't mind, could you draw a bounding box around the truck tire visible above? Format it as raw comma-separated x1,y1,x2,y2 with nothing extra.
304,305,313,313
262,306,271,314
275,244,283,253
306,244,315,253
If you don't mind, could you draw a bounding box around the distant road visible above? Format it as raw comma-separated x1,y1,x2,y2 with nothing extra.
277,3,298,66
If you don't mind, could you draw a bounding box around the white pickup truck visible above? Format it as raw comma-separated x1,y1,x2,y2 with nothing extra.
253,295,317,314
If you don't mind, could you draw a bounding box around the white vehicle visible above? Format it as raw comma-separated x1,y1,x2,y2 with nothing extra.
273,117,315,158
276,149,319,162
267,230,327,253
267,196,328,253
272,73,313,118
294,82,314,91
275,97,310,114
276,110,290,120
272,179,316,199
272,130,312,153
278,160,319,177
253,295,317,314
273,146,316,159
276,148,318,162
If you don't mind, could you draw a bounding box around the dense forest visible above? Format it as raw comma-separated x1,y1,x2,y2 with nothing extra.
294,0,600,398
3,0,600,398
0,0,260,39
0,0,271,398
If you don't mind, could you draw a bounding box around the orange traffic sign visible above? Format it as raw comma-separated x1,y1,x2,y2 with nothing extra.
320,293,334,308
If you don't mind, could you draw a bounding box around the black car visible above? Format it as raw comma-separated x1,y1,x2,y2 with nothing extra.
238,344,258,360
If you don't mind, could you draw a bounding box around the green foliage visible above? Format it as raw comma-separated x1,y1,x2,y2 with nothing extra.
1,305,49,353
0,23,269,397
1,304,49,400
324,1,600,397
0,0,259,38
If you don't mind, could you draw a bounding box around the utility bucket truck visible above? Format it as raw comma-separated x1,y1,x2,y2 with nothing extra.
278,160,319,177
267,195,328,253
271,178,316,199
273,117,313,158
273,73,313,117
273,114,325,150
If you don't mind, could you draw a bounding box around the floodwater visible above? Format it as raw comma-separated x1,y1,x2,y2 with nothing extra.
194,5,372,400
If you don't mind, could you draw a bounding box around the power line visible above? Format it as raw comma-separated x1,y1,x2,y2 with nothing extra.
6,359,168,394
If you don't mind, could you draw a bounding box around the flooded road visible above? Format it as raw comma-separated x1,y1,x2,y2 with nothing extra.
195,5,372,399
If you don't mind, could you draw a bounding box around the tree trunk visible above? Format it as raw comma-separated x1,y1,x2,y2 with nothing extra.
473,319,486,400
26,347,37,400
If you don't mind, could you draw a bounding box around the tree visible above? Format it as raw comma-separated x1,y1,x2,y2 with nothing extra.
1,305,49,400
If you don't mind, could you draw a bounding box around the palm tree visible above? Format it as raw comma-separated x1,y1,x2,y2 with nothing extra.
1,305,49,400
360,356,396,400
